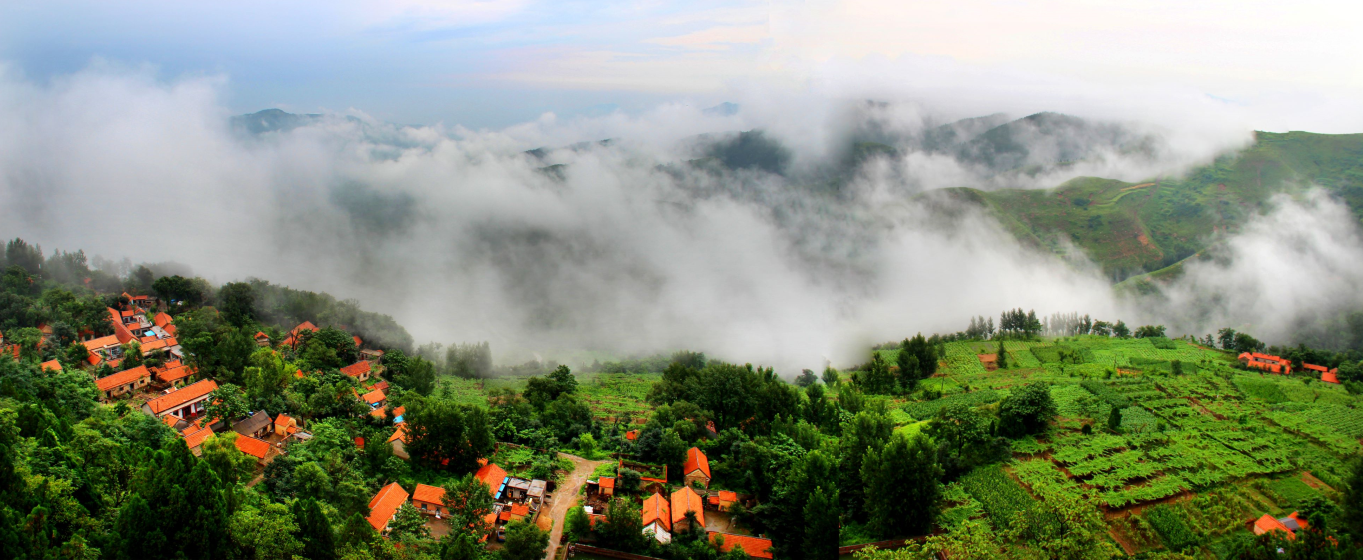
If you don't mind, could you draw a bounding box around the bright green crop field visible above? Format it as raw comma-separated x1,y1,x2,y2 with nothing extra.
916,334,1352,556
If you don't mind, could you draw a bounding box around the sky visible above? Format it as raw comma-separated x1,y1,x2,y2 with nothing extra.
2,0,1361,129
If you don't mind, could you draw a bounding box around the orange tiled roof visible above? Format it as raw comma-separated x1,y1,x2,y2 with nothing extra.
95,365,150,392
599,477,615,490
709,532,773,559
164,324,176,336
1323,370,1340,384
153,312,173,328
1253,514,1294,539
183,426,213,450
367,482,409,531
387,423,409,444
235,435,271,459
254,331,269,340
85,334,121,351
140,337,178,353
353,335,362,347
1304,363,1329,373
626,430,638,441
641,493,671,531
684,447,711,479
361,388,386,405
341,361,371,378
274,413,295,432
671,486,706,527
475,463,507,496
498,502,530,521
413,483,446,505
39,359,62,372
282,321,318,346
157,365,193,384
145,379,218,415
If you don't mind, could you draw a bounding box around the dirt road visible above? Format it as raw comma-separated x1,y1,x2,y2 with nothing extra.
543,453,608,560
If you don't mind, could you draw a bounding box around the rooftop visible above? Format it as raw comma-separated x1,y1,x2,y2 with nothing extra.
95,365,150,392
145,379,218,415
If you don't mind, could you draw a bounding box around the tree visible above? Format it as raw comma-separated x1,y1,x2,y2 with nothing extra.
998,382,1056,438
795,369,819,387
1107,407,1123,433
201,433,256,486
337,512,379,550
1342,456,1363,538
996,339,1008,369
595,497,647,552
203,383,251,429
1233,332,1265,354
293,498,338,560
839,410,894,523
926,403,998,477
822,367,840,387
441,532,489,560
1003,491,1119,560
565,505,592,542
217,282,256,327
405,395,495,472
1112,321,1131,338
803,486,841,560
862,434,942,538
500,519,549,560
1218,328,1238,350
181,461,231,560
442,474,495,539
229,498,303,560
1171,360,1183,375
1133,325,1166,338
392,355,437,396
388,502,430,541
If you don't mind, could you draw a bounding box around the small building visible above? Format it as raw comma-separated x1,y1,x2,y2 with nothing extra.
708,490,738,511
153,312,173,329
499,503,531,524
361,348,385,362
183,426,215,456
1239,352,1292,374
233,410,274,439
1304,363,1341,384
367,482,410,533
412,484,448,517
156,363,194,386
84,334,125,365
361,388,386,409
274,413,298,436
95,365,151,401
282,321,319,348
527,479,547,509
253,331,271,347
234,435,271,465
341,361,372,382
1250,511,1309,540
684,447,711,488
39,360,62,373
476,462,509,498
387,424,410,460
598,477,616,497
641,493,672,544
670,486,706,533
505,478,532,501
143,379,219,419
708,532,774,559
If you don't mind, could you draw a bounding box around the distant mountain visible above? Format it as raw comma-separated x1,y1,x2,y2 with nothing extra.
952,131,1363,283
703,102,740,117
231,108,324,135
920,113,1011,152
951,112,1157,173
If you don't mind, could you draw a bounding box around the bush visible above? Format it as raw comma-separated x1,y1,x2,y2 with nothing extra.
1144,505,1196,551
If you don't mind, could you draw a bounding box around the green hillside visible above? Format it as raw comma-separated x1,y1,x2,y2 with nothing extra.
963,131,1363,281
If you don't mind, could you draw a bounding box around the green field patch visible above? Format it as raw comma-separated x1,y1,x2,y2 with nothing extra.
961,465,1040,531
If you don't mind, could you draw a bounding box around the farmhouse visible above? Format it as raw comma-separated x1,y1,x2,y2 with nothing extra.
233,410,274,439
708,490,738,511
475,462,508,497
281,321,318,348
341,361,372,382
155,363,194,386
412,484,449,517
143,379,218,419
684,447,711,488
670,486,706,533
183,426,214,456
94,365,151,401
253,331,270,347
641,492,672,544
274,413,298,436
367,482,410,533
1239,352,1292,374
40,360,61,372
1249,511,1309,540
1303,363,1341,383
387,424,410,459
234,435,271,465
708,532,774,559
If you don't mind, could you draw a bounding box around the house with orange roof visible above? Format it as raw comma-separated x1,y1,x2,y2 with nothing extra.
234,435,272,465
139,337,180,358
182,426,214,456
361,388,386,408
684,447,711,488
498,503,531,524
253,331,271,347
353,335,363,348
367,482,410,533
361,348,385,362
388,424,410,460
670,486,706,533
274,413,298,436
282,321,319,348
475,462,508,498
341,361,372,382
641,493,672,544
155,364,194,386
107,309,136,344
598,476,615,497
153,312,173,328
143,379,219,418
371,404,405,420
1249,511,1309,540
95,365,151,401
708,532,773,559
1239,352,1292,374
84,334,125,365
708,490,738,511
40,359,62,373
412,484,449,517
1303,363,1341,384
625,430,638,441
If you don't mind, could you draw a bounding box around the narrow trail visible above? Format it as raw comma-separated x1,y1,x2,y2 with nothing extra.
544,453,609,560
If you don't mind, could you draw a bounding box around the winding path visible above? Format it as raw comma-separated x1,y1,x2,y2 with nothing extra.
543,453,609,560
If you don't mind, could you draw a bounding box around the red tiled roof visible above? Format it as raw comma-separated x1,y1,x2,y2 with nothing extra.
387,423,409,444
145,379,219,415
625,430,638,441
157,365,193,384
370,404,406,419
1253,514,1294,539
684,447,711,479
95,365,150,392
140,337,178,353
670,486,706,527
353,335,362,347
413,483,445,505
498,502,530,521
1323,370,1340,384
153,312,173,328
164,324,176,336
641,493,671,531
1303,363,1329,373
254,331,269,340
85,334,121,351
475,463,507,496
599,477,615,490
162,415,181,428
282,321,318,347
361,388,386,405
367,482,409,531
341,361,371,378
274,413,295,433
234,435,270,459
183,426,214,450
40,360,62,372
709,532,773,559
371,380,390,392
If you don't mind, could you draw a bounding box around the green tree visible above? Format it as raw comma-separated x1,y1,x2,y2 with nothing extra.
996,339,1008,369
500,519,549,560
405,395,495,472
998,382,1056,438
201,432,256,486
803,485,841,560
181,461,231,560
388,502,430,541
1107,407,1123,433
595,497,647,553
440,532,489,560
565,505,592,542
1112,321,1131,338
293,498,338,560
1003,491,1119,560
1342,456,1363,538
217,282,256,327
839,409,894,522
203,383,251,429
926,403,996,477
337,512,379,550
229,497,303,560
862,433,942,538
442,474,495,539
821,367,840,387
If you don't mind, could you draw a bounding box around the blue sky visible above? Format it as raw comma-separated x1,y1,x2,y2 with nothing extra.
2,0,1359,130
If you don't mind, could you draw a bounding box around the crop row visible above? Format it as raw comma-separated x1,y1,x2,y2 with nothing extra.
901,389,1001,420
960,465,1038,531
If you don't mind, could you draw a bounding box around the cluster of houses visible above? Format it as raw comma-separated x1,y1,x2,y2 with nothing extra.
1238,352,1340,383
365,458,552,542
583,446,772,559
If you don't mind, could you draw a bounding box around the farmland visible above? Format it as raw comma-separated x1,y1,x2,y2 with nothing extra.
881,334,1358,556
438,370,659,423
